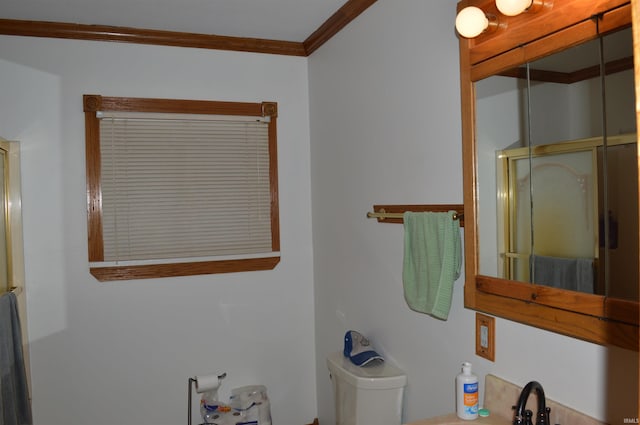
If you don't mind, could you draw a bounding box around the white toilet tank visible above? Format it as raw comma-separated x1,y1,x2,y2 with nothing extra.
326,351,407,425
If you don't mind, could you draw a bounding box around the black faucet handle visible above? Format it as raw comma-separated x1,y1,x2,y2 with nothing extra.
525,409,534,425
536,406,551,425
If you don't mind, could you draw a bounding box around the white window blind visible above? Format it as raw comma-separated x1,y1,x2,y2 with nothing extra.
98,111,273,264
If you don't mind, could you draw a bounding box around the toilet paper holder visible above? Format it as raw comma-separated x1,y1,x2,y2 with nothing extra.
188,373,226,425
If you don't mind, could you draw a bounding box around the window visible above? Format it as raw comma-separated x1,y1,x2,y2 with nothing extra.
84,95,280,281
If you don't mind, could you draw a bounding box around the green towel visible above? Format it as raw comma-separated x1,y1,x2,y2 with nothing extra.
402,211,462,320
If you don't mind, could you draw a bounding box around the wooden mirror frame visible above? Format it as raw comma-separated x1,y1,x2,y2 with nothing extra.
458,0,639,351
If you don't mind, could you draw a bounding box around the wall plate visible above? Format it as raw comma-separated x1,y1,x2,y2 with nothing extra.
475,312,495,362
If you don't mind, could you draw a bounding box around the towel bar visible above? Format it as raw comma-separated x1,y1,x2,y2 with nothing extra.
367,210,463,221
1,286,22,296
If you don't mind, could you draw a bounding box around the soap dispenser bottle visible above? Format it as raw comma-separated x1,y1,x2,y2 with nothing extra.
456,362,479,420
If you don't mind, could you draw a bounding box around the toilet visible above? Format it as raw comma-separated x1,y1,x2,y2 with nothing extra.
326,351,407,425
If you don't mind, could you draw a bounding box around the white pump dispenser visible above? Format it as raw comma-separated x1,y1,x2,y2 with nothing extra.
456,362,479,420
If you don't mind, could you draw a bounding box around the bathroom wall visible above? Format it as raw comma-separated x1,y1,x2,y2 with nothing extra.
308,1,638,424
1,2,638,425
0,37,316,425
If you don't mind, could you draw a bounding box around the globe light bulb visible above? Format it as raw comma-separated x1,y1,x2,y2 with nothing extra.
495,0,533,16
455,6,489,38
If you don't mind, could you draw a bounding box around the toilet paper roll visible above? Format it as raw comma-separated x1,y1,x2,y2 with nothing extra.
194,374,222,394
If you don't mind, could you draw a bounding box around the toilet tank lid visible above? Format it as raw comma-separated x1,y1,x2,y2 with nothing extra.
326,351,407,390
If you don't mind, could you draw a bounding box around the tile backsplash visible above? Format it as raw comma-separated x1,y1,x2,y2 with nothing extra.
484,374,607,425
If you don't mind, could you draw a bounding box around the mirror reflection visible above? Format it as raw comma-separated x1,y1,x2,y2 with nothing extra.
475,26,637,302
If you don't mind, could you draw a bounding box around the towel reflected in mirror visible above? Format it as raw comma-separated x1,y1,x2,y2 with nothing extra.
531,254,595,293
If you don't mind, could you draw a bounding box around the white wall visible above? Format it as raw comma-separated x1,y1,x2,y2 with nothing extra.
0,36,316,425
308,1,637,424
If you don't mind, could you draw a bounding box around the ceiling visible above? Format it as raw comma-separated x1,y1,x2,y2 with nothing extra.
0,0,350,43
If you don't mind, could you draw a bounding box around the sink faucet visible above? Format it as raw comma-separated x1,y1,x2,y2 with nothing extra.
512,381,552,425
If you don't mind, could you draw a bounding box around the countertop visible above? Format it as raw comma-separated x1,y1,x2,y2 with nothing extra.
406,412,511,425
406,374,605,425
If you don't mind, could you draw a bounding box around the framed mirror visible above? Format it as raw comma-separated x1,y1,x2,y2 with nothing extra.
458,0,638,350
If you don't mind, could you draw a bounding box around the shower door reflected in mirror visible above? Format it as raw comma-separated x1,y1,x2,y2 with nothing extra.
475,26,638,301
503,141,600,288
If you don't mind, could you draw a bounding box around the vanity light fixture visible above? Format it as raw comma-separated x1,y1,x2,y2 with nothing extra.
495,0,546,16
456,0,550,39
455,6,499,38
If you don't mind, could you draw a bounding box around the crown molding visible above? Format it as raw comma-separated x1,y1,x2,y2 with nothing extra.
303,0,377,55
0,19,307,56
0,0,377,56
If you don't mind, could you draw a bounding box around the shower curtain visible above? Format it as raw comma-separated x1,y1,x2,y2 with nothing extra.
0,291,32,425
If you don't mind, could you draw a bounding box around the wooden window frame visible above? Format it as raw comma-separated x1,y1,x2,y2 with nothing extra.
83,95,280,281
